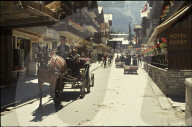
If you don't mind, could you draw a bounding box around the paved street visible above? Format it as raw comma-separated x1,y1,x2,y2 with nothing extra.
1,55,184,126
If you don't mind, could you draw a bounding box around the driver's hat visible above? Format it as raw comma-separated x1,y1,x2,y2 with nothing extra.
60,36,66,40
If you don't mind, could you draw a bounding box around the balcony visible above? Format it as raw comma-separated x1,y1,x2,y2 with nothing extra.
87,8,97,18
52,19,92,41
0,1,59,29
84,19,99,33
162,1,186,22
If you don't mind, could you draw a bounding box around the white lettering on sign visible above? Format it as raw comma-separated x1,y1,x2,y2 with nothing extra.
169,34,187,39
47,29,53,37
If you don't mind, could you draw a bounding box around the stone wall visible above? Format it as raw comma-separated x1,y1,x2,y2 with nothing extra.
185,78,192,125
144,62,192,97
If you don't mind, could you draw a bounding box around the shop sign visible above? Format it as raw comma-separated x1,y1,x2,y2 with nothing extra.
47,29,53,38
167,28,191,51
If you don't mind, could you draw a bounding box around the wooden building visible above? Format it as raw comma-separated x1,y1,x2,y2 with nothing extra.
143,1,192,97
0,1,59,88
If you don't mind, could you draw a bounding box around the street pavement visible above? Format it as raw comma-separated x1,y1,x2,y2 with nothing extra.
82,57,185,126
1,61,101,110
1,56,185,126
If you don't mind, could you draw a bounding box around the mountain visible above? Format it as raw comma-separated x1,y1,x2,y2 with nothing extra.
97,1,147,33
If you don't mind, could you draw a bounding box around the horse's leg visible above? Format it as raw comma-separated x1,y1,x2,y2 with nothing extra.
58,77,63,89
49,81,56,99
55,78,63,105
38,80,43,108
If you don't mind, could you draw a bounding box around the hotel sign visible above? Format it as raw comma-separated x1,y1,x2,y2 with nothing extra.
167,28,191,51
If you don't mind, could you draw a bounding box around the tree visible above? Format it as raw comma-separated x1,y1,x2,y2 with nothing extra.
128,21,134,45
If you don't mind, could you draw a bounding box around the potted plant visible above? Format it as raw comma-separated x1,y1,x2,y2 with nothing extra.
160,38,167,53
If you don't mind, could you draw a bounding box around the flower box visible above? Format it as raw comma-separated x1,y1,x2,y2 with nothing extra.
161,48,167,53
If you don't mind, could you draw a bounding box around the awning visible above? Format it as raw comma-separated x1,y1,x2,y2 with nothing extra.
76,44,84,48
146,3,192,46
97,44,110,50
92,42,97,46
45,1,61,11
75,44,92,49
0,1,59,29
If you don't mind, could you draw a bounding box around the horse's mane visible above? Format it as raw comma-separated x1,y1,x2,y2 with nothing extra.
47,53,67,73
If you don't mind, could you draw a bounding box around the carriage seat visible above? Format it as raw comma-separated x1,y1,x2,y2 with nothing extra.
65,55,80,77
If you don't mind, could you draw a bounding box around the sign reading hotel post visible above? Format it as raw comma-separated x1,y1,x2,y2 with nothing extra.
167,28,192,51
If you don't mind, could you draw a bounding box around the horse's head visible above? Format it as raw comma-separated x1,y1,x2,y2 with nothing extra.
36,44,51,67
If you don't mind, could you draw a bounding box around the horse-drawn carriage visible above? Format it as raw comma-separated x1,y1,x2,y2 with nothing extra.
37,46,94,108
53,56,95,103
124,65,138,74
124,59,138,74
115,61,125,68
115,55,125,68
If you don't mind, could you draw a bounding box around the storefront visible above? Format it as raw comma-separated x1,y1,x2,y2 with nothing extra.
12,30,32,80
143,3,192,97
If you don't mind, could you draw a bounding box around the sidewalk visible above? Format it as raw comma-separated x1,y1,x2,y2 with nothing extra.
1,61,101,110
141,62,185,110
142,62,185,125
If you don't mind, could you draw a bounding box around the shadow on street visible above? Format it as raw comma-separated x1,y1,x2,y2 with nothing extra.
30,91,86,122
1,77,49,110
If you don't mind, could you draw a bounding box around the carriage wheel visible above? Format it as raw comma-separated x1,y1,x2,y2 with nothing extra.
86,76,90,93
80,74,86,99
91,73,94,87
80,81,85,99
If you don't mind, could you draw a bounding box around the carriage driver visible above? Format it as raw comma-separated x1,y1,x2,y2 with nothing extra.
56,36,71,59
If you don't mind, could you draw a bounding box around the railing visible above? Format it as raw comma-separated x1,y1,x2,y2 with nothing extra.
52,20,92,40
86,19,99,31
143,52,168,68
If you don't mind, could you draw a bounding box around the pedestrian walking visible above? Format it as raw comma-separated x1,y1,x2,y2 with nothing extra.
138,53,142,66
97,53,102,63
103,53,107,68
108,53,113,65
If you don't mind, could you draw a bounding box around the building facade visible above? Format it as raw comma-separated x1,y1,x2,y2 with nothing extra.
143,1,192,97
